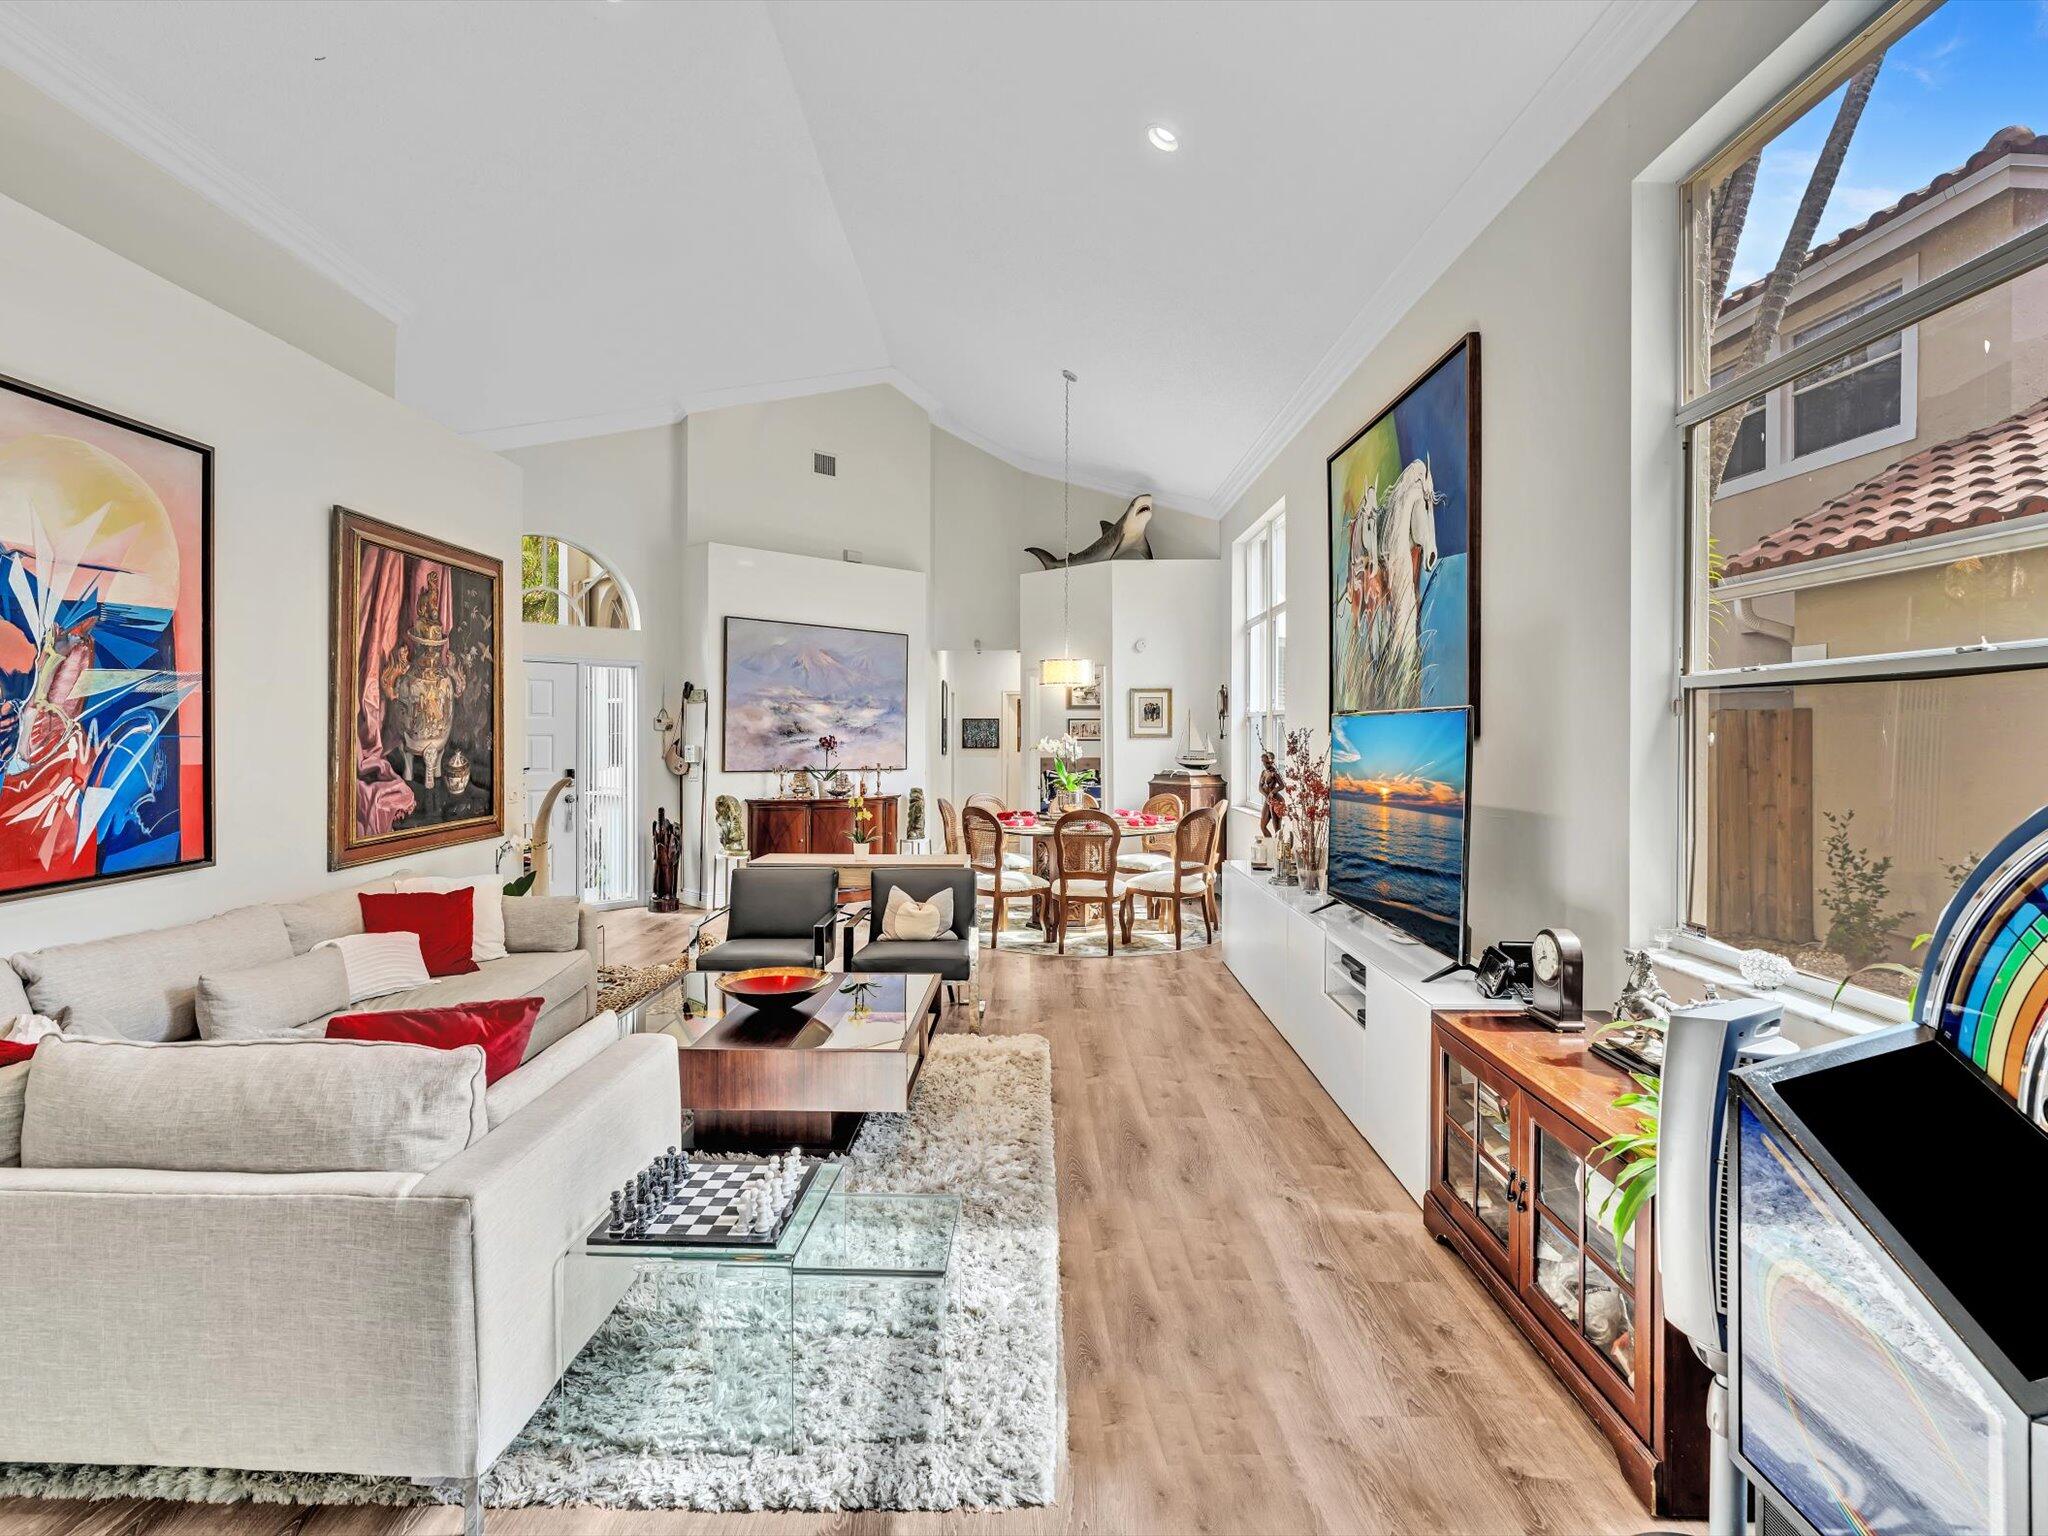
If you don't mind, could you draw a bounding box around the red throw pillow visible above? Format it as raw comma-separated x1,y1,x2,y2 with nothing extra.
0,1039,36,1068
358,889,478,978
324,996,544,1084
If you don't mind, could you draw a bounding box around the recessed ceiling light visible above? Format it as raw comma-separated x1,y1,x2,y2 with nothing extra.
1146,124,1179,153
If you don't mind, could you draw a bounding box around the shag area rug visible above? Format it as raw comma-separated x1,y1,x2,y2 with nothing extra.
0,1034,1061,1514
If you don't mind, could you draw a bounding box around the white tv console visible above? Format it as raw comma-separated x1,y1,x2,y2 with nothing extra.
1220,859,1499,1204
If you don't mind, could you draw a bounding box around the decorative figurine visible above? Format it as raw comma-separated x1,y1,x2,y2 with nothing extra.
906,787,927,843
378,586,464,789
650,807,682,913
442,747,471,797
1611,947,1674,1025
714,794,746,856
791,768,816,797
1258,750,1286,838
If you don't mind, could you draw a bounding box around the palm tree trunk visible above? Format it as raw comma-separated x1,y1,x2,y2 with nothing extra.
1707,54,1885,493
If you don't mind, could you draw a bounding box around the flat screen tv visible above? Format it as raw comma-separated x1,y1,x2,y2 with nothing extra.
1327,708,1471,959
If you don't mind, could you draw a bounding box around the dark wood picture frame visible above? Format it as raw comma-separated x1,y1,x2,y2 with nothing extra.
328,507,505,870
0,370,215,904
1326,331,1481,733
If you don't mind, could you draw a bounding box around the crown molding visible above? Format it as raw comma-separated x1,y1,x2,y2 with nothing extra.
1203,0,1692,519
0,2,412,323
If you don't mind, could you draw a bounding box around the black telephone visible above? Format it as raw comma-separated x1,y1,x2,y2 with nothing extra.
1475,940,1534,1001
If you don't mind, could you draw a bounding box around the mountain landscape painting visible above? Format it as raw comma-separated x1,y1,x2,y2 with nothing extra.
723,616,909,772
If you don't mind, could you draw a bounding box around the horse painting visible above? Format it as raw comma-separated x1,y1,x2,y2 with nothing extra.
1328,335,1478,722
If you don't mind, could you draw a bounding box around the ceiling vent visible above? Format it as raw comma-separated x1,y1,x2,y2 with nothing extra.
813,452,837,477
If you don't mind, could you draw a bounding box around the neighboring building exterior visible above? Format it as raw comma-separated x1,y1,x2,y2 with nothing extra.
1701,128,2048,953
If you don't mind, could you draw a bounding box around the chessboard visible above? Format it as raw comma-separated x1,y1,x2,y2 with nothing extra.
585,1149,822,1250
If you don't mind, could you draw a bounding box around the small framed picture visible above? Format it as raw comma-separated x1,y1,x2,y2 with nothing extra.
1069,716,1102,742
960,716,1001,750
1066,682,1101,708
1130,687,1172,738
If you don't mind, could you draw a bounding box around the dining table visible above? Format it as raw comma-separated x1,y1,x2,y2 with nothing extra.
992,811,1181,878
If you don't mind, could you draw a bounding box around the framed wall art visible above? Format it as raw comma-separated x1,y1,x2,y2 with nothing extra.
1329,332,1480,726
1130,687,1172,738
1069,715,1102,743
329,508,504,870
960,715,1000,750
723,615,909,772
1,372,213,903
1065,681,1100,709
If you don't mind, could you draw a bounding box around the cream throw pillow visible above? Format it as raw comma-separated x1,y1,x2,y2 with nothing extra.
396,875,509,962
882,885,953,942
314,931,431,1004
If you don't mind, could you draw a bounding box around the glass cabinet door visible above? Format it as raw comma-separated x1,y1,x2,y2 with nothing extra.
1519,1101,1651,1433
1435,1042,1516,1280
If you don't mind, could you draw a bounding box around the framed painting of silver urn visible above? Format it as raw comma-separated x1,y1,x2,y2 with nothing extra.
328,507,504,870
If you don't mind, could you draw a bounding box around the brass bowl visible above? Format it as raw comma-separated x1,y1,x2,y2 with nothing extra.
715,966,833,1011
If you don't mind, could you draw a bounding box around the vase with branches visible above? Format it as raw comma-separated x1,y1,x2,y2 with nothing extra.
1282,727,1331,893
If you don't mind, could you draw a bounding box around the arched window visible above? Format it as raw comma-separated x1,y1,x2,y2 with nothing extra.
520,535,637,629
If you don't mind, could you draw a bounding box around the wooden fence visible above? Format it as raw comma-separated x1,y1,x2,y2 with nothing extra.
1708,707,1814,944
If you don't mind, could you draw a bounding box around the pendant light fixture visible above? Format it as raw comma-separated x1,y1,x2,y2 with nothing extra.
1038,368,1095,688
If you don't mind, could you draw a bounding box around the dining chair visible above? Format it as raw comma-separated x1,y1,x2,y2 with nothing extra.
962,792,1006,818
1118,803,1224,950
1117,791,1186,875
964,805,1048,943
1048,808,1124,956
937,796,964,856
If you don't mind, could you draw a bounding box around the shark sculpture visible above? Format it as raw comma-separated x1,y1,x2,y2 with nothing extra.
1025,493,1155,569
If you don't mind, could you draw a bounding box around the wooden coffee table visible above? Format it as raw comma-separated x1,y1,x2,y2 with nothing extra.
621,969,942,1152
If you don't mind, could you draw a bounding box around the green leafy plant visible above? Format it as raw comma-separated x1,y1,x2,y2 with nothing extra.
1819,809,1897,968
502,869,537,897
1830,931,1931,1013
1591,1070,1662,1244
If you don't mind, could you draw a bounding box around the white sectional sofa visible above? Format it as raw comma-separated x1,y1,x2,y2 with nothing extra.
0,883,680,1534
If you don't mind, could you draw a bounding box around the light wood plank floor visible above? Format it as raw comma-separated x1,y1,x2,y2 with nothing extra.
0,912,1680,1536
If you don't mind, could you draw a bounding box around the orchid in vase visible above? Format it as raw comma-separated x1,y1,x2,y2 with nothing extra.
1035,734,1090,810
816,733,841,778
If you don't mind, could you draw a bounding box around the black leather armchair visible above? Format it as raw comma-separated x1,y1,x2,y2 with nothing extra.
850,865,977,987
692,865,840,972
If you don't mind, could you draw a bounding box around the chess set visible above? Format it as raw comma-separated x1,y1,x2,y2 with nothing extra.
586,1147,821,1250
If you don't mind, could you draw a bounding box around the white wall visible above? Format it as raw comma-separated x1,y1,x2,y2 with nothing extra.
1107,561,1228,807
0,66,398,394
0,188,521,952
937,646,1021,807
686,384,932,572
931,423,1217,652
502,423,688,896
677,542,931,903
1214,0,1821,1001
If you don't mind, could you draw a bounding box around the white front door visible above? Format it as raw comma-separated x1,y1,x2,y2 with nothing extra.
524,659,579,897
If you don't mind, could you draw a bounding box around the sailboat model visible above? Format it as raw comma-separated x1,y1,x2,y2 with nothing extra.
1175,713,1218,770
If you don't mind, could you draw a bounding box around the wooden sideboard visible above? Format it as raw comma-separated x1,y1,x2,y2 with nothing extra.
745,795,901,856
1424,1009,1710,1518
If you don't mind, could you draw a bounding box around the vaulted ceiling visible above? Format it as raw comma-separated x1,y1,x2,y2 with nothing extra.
0,0,1686,513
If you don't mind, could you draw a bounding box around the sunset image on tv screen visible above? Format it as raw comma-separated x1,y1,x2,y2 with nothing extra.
1327,708,1469,955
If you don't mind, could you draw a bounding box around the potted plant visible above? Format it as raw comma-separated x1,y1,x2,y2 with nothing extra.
1035,734,1088,811
848,788,875,855
817,733,841,779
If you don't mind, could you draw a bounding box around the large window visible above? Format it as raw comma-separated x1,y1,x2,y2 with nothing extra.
1678,0,2048,1004
521,534,636,629
1236,504,1286,804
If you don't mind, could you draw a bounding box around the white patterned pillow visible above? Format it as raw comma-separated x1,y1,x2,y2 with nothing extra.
395,875,509,962
314,931,430,1004
881,885,953,942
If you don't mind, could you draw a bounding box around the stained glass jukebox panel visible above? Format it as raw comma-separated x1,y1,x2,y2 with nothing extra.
1733,1101,2023,1536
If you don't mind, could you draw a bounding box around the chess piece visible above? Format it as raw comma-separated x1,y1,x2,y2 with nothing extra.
608,1191,627,1235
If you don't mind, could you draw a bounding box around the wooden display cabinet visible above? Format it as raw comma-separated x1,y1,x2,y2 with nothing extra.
1425,1010,1710,1518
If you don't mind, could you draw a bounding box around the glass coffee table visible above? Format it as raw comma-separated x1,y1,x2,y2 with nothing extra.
572,1168,959,1452
620,969,942,1152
